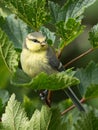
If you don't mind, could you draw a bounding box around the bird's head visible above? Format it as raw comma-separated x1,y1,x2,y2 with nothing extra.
24,32,48,52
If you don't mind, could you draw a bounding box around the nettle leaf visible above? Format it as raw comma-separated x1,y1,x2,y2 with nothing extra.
61,104,81,130
3,0,50,30
28,106,52,130
0,14,30,49
48,108,66,130
85,84,98,99
40,106,52,130
89,23,98,48
2,94,29,130
56,18,84,48
0,55,11,87
64,0,96,22
11,69,80,90
0,98,3,115
40,26,56,46
49,0,96,49
74,109,98,130
2,94,60,130
0,28,18,73
75,61,98,96
49,1,62,23
58,99,73,113
49,0,96,23
23,96,41,119
28,106,66,130
0,90,9,106
11,69,32,85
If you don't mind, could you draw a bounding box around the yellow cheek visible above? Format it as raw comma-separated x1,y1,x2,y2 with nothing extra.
27,41,41,51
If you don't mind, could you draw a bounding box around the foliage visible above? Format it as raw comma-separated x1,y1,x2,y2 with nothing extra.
0,0,98,129
0,15,30,49
0,28,18,73
74,108,98,130
76,61,98,96
56,18,84,48
1,0,50,31
11,69,79,90
89,23,98,48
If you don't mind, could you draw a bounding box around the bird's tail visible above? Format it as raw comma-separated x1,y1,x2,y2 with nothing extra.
64,87,85,111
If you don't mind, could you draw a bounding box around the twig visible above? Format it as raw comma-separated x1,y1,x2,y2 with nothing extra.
46,90,52,107
61,98,85,116
64,48,94,68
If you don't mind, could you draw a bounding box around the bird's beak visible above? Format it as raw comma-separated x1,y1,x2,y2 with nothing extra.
40,42,47,47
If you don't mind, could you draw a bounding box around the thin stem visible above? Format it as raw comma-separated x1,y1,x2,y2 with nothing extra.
61,98,85,116
46,90,52,107
64,48,94,68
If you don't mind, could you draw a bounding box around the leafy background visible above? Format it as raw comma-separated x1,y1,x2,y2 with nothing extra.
0,0,98,130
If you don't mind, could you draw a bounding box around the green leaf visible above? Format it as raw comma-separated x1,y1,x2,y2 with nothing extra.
0,28,18,73
11,69,32,85
0,14,30,49
85,84,98,99
74,109,98,130
0,98,3,117
27,110,40,130
49,0,96,23
75,61,98,96
40,26,56,46
0,90,9,116
49,0,96,49
0,90,9,106
40,106,52,130
48,108,66,130
0,55,10,88
27,106,52,130
23,96,41,119
63,0,96,22
58,99,73,112
2,0,50,30
1,94,29,130
11,69,80,90
49,1,62,23
56,19,84,48
89,23,98,48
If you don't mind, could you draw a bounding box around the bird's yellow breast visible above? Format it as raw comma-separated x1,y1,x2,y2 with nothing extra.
20,48,55,77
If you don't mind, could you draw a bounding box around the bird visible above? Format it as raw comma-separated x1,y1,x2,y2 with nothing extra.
20,32,85,111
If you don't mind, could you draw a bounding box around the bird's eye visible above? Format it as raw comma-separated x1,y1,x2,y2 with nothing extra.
32,39,39,43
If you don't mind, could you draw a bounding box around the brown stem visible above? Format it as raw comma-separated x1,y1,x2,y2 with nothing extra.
64,48,94,68
61,98,85,116
46,90,52,107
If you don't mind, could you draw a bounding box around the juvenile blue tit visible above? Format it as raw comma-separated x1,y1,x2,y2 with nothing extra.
20,32,64,77
20,32,85,111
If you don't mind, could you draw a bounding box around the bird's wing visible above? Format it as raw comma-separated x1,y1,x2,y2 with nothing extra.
46,47,85,111
47,47,65,72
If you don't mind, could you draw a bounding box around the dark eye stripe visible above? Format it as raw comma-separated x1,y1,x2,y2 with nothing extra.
32,39,40,43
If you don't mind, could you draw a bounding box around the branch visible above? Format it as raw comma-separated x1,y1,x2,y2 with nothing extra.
61,96,98,115
64,48,94,68
46,90,52,107
61,98,85,116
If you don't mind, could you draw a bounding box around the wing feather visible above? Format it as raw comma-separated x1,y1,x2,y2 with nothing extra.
47,47,65,72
